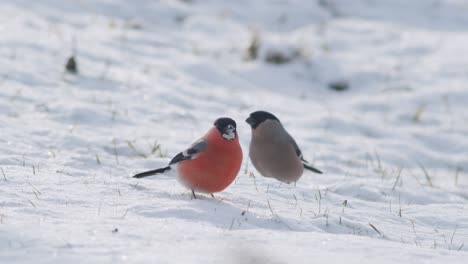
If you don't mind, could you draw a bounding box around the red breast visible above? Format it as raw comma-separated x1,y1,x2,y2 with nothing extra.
176,126,243,193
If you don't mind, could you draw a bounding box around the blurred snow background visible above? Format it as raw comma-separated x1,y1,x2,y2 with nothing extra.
1,0,468,263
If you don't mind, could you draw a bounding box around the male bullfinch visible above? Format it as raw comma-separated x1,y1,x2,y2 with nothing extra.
246,111,322,184
133,117,243,199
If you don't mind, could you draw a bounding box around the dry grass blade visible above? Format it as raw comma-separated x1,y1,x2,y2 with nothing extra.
266,200,293,230
95,153,101,165
250,172,258,191
374,150,382,172
126,140,147,158
241,200,251,216
450,225,458,250
454,166,461,186
28,200,37,208
1,167,6,181
245,31,260,61
417,161,433,187
26,181,41,195
369,223,383,237
150,140,160,155
413,104,426,122
267,200,274,216
392,167,403,190
149,140,167,157
112,139,119,164
229,218,236,230
120,209,129,219
244,158,249,175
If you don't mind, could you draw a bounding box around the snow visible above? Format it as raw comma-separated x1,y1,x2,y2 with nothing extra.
1,0,468,263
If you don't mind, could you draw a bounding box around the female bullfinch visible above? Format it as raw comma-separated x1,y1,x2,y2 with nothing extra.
246,111,322,184
133,117,242,199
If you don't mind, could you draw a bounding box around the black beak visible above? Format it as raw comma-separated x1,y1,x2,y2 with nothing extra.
245,116,255,127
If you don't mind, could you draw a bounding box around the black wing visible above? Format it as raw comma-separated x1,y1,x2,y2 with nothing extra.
288,134,323,174
168,138,207,165
288,133,304,160
133,138,207,179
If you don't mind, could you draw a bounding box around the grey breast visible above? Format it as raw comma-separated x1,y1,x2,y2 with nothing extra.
249,120,304,183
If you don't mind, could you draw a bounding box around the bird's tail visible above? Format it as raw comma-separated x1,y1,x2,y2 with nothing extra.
303,163,323,174
133,166,171,178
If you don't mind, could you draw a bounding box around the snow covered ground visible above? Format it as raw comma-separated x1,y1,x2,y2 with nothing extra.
1,0,468,263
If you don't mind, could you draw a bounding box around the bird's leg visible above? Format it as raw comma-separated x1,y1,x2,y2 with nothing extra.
210,194,215,198
191,189,197,199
